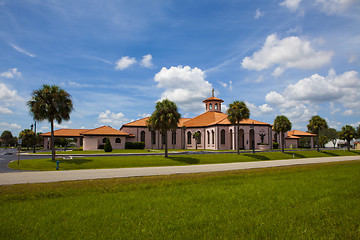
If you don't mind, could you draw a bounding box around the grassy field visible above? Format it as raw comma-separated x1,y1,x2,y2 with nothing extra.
1,161,359,239
10,150,360,171
29,148,221,154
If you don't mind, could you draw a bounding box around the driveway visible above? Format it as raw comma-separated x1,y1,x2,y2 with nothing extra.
1,155,359,185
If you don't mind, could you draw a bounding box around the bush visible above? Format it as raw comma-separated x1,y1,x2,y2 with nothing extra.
98,144,104,149
104,138,112,152
74,146,83,151
273,142,279,149
257,143,269,145
125,142,145,149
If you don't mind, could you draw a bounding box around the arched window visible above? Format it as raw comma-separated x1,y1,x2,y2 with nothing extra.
207,131,210,144
172,131,176,145
187,131,192,145
215,103,218,110
140,131,145,143
115,138,121,143
221,129,225,144
209,103,212,110
151,131,156,145
161,133,166,145
102,138,107,143
212,130,215,144
196,131,201,144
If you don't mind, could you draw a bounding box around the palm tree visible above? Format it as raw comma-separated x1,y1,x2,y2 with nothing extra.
147,99,181,158
307,115,328,152
273,115,292,153
193,131,200,150
339,125,356,151
227,101,250,155
27,85,73,161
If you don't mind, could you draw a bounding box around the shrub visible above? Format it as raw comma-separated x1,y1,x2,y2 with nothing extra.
125,142,145,149
257,143,269,145
104,138,113,152
273,142,279,149
74,146,83,151
98,144,105,149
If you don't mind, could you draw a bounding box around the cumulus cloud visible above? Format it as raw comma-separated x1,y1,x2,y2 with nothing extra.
218,80,232,90
140,54,155,68
265,69,360,125
241,34,333,76
315,0,358,15
246,102,274,117
154,66,213,112
54,121,73,129
254,8,264,19
0,68,22,78
280,0,302,11
0,122,21,130
98,110,129,128
115,56,137,70
0,83,23,109
0,107,12,114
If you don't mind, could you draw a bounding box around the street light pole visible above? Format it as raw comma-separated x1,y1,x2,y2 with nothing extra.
32,121,37,153
252,122,255,154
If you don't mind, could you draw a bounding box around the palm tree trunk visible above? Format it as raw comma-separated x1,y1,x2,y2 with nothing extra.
164,131,168,158
281,132,285,153
51,120,55,161
236,122,239,155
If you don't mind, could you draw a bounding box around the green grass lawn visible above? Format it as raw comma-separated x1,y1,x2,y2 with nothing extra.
9,150,360,171
30,148,222,154
1,161,359,239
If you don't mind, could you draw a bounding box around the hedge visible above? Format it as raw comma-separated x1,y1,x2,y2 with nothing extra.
125,142,145,149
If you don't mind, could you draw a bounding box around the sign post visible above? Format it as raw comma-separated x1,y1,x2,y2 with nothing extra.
17,139,22,165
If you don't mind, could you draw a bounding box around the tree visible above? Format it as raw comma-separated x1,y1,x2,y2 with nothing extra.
27,85,73,161
320,128,338,148
193,131,200,150
273,115,292,153
319,135,328,148
1,130,14,147
356,125,360,139
307,115,328,152
19,129,35,150
147,99,181,158
227,101,250,155
339,125,356,151
104,138,113,152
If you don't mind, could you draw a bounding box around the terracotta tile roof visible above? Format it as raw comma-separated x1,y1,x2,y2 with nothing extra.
217,117,271,126
81,126,130,136
40,129,90,137
203,96,224,103
121,117,191,128
287,130,316,137
286,135,302,139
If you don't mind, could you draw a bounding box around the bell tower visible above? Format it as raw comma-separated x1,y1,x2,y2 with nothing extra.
203,89,224,112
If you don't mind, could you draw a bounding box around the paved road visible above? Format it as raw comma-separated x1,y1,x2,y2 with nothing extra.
1,155,359,185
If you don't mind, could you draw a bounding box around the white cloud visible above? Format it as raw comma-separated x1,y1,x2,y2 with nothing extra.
329,102,340,115
218,80,232,90
0,107,12,114
10,43,36,57
115,56,137,70
315,0,358,15
0,122,21,131
348,53,358,63
138,113,151,119
0,68,22,78
241,34,333,76
254,8,264,19
280,0,302,11
154,66,212,112
140,54,155,68
343,109,354,116
98,110,128,128
246,102,274,117
0,83,23,107
54,121,72,129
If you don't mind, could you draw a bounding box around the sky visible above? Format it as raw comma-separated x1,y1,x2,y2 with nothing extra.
0,0,360,136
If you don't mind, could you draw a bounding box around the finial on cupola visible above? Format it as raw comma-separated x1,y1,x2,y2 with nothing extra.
212,88,214,97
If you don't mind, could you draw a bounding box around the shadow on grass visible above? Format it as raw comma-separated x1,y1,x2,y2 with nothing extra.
243,154,270,160
321,151,339,156
284,152,306,158
168,156,200,164
50,159,93,165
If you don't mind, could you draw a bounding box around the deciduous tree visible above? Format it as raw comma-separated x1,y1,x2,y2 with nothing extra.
273,115,292,153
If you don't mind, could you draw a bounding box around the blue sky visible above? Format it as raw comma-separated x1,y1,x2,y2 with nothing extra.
1,0,360,135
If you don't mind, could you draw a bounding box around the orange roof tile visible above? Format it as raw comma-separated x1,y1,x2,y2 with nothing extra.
183,111,228,127
286,135,301,139
121,117,191,128
81,126,130,136
203,96,224,103
287,130,316,137
40,129,90,137
217,117,271,126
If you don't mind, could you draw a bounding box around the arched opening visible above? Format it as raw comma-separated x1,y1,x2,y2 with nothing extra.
230,129,233,149
215,103,218,110
207,131,210,144
239,129,244,149
161,133,166,145
212,130,215,145
249,129,255,150
196,131,201,144
115,138,121,143
209,103,212,110
151,131,156,145
102,138,107,144
140,131,145,143
187,131,192,145
221,129,225,144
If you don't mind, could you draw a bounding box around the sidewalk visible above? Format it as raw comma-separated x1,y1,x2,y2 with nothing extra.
1,156,359,185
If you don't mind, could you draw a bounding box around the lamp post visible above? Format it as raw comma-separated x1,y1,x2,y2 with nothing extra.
251,122,255,154
31,121,37,153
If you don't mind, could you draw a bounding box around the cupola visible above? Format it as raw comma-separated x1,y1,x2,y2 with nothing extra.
203,89,224,112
